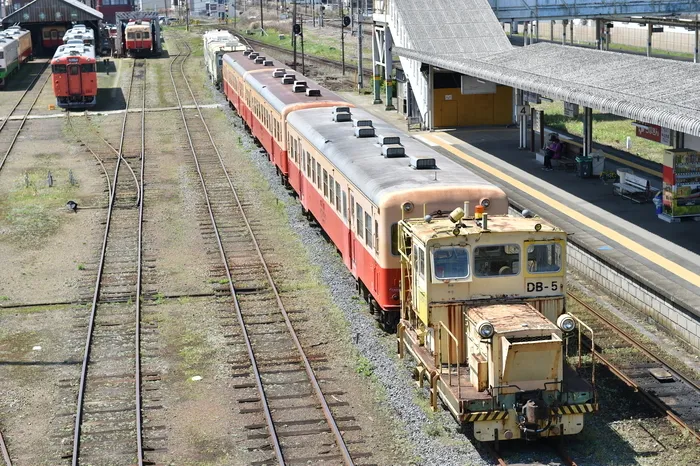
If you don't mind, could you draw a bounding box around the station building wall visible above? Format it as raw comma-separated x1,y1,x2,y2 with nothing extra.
432,72,512,127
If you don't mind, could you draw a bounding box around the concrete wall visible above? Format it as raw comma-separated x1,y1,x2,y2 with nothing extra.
567,240,700,351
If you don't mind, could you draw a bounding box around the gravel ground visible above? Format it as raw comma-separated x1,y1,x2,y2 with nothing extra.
209,81,490,466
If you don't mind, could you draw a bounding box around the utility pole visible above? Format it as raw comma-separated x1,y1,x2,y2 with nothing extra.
186,4,190,31
357,0,363,90
293,2,298,69
260,0,264,30
340,1,345,75
234,0,237,29
312,0,315,27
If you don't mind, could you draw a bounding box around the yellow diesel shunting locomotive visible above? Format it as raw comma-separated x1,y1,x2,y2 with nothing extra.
397,206,597,442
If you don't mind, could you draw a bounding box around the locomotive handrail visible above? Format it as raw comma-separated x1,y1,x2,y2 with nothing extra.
568,312,597,404
436,321,461,397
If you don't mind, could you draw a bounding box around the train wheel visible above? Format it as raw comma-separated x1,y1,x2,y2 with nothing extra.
369,298,378,315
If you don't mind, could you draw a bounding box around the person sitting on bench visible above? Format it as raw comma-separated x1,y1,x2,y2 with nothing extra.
543,134,562,171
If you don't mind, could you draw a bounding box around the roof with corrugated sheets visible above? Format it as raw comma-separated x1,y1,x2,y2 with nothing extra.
395,42,700,137
392,0,512,59
2,0,102,24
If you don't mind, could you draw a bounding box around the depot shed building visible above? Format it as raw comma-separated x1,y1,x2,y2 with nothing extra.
1,0,103,57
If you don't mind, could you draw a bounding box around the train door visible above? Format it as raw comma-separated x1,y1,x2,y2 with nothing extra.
348,189,356,275
298,145,305,202
51,30,59,47
67,64,82,95
135,31,142,49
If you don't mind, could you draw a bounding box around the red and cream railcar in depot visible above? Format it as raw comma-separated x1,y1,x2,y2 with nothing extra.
286,107,508,328
51,44,97,108
2,27,32,62
42,25,66,50
221,50,349,183
124,20,153,56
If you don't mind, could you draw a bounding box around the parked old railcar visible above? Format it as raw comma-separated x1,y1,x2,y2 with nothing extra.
51,43,97,108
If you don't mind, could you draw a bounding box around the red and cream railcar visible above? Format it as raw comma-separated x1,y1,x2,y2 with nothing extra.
221,51,348,180
51,44,97,108
124,20,152,56
42,25,66,49
285,107,508,327
3,27,32,62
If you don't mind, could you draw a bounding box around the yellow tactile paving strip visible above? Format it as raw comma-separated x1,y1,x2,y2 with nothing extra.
420,131,700,289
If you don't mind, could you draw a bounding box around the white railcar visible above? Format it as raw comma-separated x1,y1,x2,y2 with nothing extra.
203,30,244,87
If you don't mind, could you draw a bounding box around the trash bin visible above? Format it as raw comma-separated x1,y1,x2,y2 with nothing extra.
653,192,663,215
576,156,593,178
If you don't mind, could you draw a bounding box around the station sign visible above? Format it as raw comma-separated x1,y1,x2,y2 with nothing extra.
523,91,541,104
635,122,671,145
564,101,579,118
460,76,496,95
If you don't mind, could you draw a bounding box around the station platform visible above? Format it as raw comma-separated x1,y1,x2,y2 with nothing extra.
340,92,700,350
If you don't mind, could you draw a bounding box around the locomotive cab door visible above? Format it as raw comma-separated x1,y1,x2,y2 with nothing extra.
67,64,82,95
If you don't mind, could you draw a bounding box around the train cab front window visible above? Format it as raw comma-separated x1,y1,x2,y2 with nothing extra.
432,247,469,281
127,32,135,39
474,244,520,277
143,32,150,39
69,65,79,75
0,52,4,60
81,64,95,73
52,64,67,73
527,243,562,273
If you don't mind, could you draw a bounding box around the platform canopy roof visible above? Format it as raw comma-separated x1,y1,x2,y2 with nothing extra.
2,0,103,25
393,0,512,59
395,42,700,138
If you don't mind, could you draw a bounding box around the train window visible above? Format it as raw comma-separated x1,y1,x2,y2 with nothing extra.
329,174,334,201
305,150,310,176
364,213,372,247
43,31,50,39
311,157,316,183
342,192,347,221
0,52,4,60
391,223,399,256
334,181,341,211
52,64,66,73
356,204,364,238
127,32,135,39
315,161,321,187
292,139,297,161
527,243,562,273
432,247,469,280
474,244,521,277
143,32,150,39
81,64,95,73
416,247,425,279
374,220,379,252
69,65,79,75
323,170,329,198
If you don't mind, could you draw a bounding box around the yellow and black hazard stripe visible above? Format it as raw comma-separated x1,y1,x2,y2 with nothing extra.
464,411,508,422
555,403,598,415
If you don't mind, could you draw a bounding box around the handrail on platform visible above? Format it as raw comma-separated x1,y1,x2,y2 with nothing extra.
436,321,462,397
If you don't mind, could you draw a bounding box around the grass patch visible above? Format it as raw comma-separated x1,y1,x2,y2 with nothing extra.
178,329,216,379
355,355,374,378
0,295,9,301
534,101,671,164
77,264,85,270
0,166,80,246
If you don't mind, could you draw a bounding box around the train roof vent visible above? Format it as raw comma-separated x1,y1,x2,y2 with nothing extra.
272,68,285,77
306,88,321,97
249,52,259,60
377,134,401,146
254,56,266,64
293,84,306,93
294,80,307,87
381,144,406,158
333,111,352,122
352,117,373,128
263,59,274,66
409,155,437,170
282,76,295,84
333,106,351,114
243,49,253,56
355,127,376,138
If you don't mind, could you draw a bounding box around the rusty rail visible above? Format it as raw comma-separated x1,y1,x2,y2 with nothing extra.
568,292,700,442
0,429,11,466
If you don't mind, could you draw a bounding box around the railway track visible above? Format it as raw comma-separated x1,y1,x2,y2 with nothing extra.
231,31,372,79
568,291,700,442
169,37,369,464
0,429,11,466
0,62,51,173
68,58,147,465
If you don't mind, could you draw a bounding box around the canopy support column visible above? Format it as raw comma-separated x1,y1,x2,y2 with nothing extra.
583,107,593,156
647,23,652,57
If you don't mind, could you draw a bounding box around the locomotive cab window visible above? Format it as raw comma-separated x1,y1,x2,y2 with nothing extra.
81,64,95,73
52,64,67,73
127,32,135,39
69,65,80,75
527,243,562,273
474,244,520,277
143,32,150,39
432,246,470,281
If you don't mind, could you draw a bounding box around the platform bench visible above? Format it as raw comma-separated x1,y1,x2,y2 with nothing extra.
613,173,653,203
535,142,577,171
